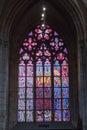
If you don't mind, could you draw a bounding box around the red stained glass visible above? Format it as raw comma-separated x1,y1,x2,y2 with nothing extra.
44,99,51,110
36,99,43,110
62,77,69,87
62,65,68,76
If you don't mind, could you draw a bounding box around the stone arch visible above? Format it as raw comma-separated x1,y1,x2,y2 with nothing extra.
0,0,86,130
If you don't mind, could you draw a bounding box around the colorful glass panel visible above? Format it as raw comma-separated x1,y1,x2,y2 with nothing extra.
36,88,43,98
54,77,61,87
18,88,25,99
63,110,70,121
27,77,33,87
18,24,70,123
18,111,25,122
36,111,43,122
19,77,25,87
44,77,51,87
54,110,61,121
54,99,61,109
26,99,33,110
44,87,51,98
36,77,43,87
26,111,33,122
44,110,52,122
36,66,43,76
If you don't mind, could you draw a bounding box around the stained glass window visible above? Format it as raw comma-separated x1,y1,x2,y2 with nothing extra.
18,25,70,122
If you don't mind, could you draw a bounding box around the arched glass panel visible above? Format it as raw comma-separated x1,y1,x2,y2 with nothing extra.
18,25,70,122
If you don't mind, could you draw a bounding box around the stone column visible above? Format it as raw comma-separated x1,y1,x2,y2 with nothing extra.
0,39,9,130
80,43,87,130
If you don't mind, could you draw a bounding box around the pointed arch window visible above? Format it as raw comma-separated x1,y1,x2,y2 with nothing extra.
18,25,70,122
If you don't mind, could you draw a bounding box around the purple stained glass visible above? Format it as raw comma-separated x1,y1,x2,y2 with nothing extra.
44,87,51,98
62,65,68,76
36,77,43,87
27,77,33,87
44,110,52,122
62,99,69,109
62,77,69,87
54,77,61,87
18,99,25,110
27,88,33,98
19,66,25,76
44,77,51,87
26,99,33,110
54,88,61,98
44,66,51,76
36,99,43,110
27,66,33,76
54,31,58,36
54,99,61,109
63,110,70,121
18,88,25,99
62,88,69,98
54,66,60,76
44,99,51,110
36,88,43,98
18,111,25,122
54,110,61,121
36,111,43,122
19,77,25,87
26,111,33,122
36,66,43,76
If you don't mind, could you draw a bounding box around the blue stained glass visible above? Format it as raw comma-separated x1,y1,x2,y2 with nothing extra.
26,111,33,122
44,99,51,110
63,110,70,121
62,99,69,109
54,99,61,109
36,88,43,98
26,99,33,110
27,77,33,87
18,99,25,110
62,88,69,98
54,77,61,87
18,111,25,122
18,88,25,99
44,110,52,122
54,61,60,66
36,66,43,76
54,110,61,121
62,65,68,76
54,88,61,98
19,66,25,76
55,38,59,44
62,77,69,87
36,111,43,122
19,77,25,87
27,88,33,98
44,87,51,98
27,66,33,76
44,66,51,76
